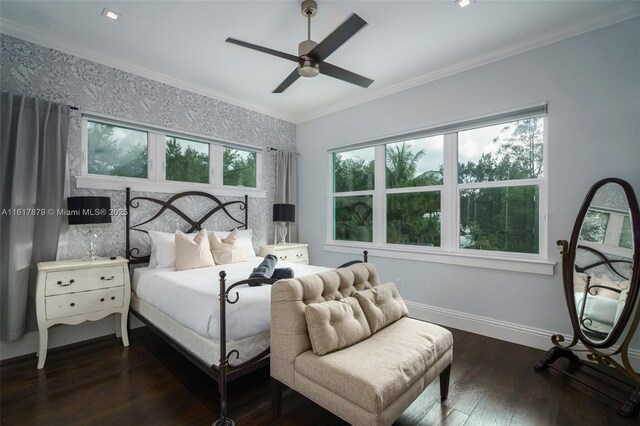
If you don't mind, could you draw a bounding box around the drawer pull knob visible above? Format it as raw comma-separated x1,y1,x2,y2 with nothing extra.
70,303,75,307
296,254,303,258
57,279,74,286
100,298,105,302
101,276,115,281
111,296,115,300
280,256,287,260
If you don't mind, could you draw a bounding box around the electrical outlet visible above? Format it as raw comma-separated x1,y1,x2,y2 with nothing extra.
394,278,401,290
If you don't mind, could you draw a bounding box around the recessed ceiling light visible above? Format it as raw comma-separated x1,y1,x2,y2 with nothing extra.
102,8,120,21
456,0,475,8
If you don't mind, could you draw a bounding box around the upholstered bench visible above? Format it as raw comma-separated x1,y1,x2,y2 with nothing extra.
270,263,453,426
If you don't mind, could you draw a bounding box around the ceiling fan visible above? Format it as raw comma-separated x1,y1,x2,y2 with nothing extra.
226,0,374,93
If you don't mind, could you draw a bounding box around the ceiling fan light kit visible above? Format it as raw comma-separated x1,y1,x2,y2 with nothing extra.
226,0,373,93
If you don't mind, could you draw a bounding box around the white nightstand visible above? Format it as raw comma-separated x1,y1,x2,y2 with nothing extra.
259,243,309,265
35,256,131,369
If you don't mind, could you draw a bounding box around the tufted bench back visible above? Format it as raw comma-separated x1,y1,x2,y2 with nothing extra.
270,263,380,387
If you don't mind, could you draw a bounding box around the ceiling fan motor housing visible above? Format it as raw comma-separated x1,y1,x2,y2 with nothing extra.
298,40,319,77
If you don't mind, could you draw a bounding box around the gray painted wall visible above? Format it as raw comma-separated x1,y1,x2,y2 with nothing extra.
296,18,640,349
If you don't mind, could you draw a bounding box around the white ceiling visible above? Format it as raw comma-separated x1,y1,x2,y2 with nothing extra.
1,1,638,123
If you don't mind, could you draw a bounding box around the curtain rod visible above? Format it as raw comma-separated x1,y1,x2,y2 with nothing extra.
266,147,300,156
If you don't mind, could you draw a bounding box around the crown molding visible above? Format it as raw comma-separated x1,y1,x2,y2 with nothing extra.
2,2,638,125
0,17,295,123
294,3,640,123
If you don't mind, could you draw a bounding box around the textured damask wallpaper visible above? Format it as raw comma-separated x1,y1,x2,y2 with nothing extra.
0,34,296,260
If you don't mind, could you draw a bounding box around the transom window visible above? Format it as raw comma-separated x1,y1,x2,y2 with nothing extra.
330,111,547,259
83,117,261,191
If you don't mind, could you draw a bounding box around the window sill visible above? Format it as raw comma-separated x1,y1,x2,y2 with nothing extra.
76,175,267,198
323,242,556,275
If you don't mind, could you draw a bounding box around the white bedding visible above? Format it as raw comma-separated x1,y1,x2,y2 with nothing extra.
132,257,332,341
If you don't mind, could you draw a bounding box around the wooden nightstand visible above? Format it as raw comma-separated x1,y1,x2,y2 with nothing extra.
35,257,131,369
259,243,309,265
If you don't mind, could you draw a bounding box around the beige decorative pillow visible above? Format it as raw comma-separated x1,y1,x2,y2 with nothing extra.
175,229,215,271
305,297,371,356
210,229,248,265
598,274,629,300
355,282,408,333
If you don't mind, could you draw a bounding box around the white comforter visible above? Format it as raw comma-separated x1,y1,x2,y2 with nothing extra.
133,257,332,341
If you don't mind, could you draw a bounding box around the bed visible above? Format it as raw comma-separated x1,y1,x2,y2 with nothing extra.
573,244,632,341
124,188,367,425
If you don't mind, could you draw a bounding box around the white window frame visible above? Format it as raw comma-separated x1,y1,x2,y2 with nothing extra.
325,109,553,275
77,113,266,198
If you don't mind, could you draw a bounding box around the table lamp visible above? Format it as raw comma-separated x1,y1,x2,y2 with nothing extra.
67,196,111,260
273,203,295,245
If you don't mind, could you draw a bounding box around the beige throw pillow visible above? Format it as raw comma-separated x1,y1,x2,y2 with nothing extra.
598,274,629,300
175,229,215,271
210,229,248,265
305,297,371,356
355,282,408,333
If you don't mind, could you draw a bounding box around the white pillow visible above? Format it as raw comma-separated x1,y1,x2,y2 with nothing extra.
213,228,255,258
148,230,197,269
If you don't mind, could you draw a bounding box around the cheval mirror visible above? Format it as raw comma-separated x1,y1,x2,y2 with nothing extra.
535,178,640,417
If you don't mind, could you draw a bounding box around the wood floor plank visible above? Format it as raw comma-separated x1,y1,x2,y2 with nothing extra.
2,327,638,426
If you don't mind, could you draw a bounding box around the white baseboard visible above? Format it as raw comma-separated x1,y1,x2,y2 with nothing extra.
405,300,640,370
0,315,144,361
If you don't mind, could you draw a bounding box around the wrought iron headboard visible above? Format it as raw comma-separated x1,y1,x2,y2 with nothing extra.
575,244,632,281
125,187,248,265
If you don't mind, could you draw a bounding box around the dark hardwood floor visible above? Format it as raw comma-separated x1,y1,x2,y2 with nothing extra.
1,326,637,426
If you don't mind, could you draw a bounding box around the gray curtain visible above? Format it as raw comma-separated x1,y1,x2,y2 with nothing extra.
275,150,298,243
1,93,70,341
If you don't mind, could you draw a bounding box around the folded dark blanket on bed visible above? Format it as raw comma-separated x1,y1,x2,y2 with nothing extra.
249,255,295,286
271,267,294,280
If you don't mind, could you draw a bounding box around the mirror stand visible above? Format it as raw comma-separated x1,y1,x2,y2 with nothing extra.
535,240,640,417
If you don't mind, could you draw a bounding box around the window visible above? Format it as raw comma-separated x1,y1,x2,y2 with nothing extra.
223,147,257,188
332,147,374,241
80,115,263,195
166,137,209,184
87,121,148,178
386,136,443,247
458,119,543,254
329,111,547,264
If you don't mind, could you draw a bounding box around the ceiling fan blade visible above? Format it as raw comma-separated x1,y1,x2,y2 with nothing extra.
320,62,373,88
273,69,301,93
307,14,367,63
226,38,299,62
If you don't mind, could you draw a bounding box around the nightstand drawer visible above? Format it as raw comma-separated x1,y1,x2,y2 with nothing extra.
45,266,124,296
275,247,308,264
45,287,125,320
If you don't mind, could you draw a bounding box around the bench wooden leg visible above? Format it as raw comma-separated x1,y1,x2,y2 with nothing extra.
440,364,451,401
271,378,283,417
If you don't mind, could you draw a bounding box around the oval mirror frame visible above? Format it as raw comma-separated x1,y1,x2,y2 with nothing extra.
566,178,640,348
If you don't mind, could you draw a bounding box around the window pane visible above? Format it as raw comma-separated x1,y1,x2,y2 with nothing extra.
223,147,256,187
579,210,610,243
87,121,147,178
387,192,441,246
333,147,375,192
460,185,539,253
165,137,209,184
334,196,373,242
386,136,443,188
619,215,632,249
458,118,544,183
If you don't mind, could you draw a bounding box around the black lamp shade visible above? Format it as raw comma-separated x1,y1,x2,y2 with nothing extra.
67,196,112,225
273,204,295,222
